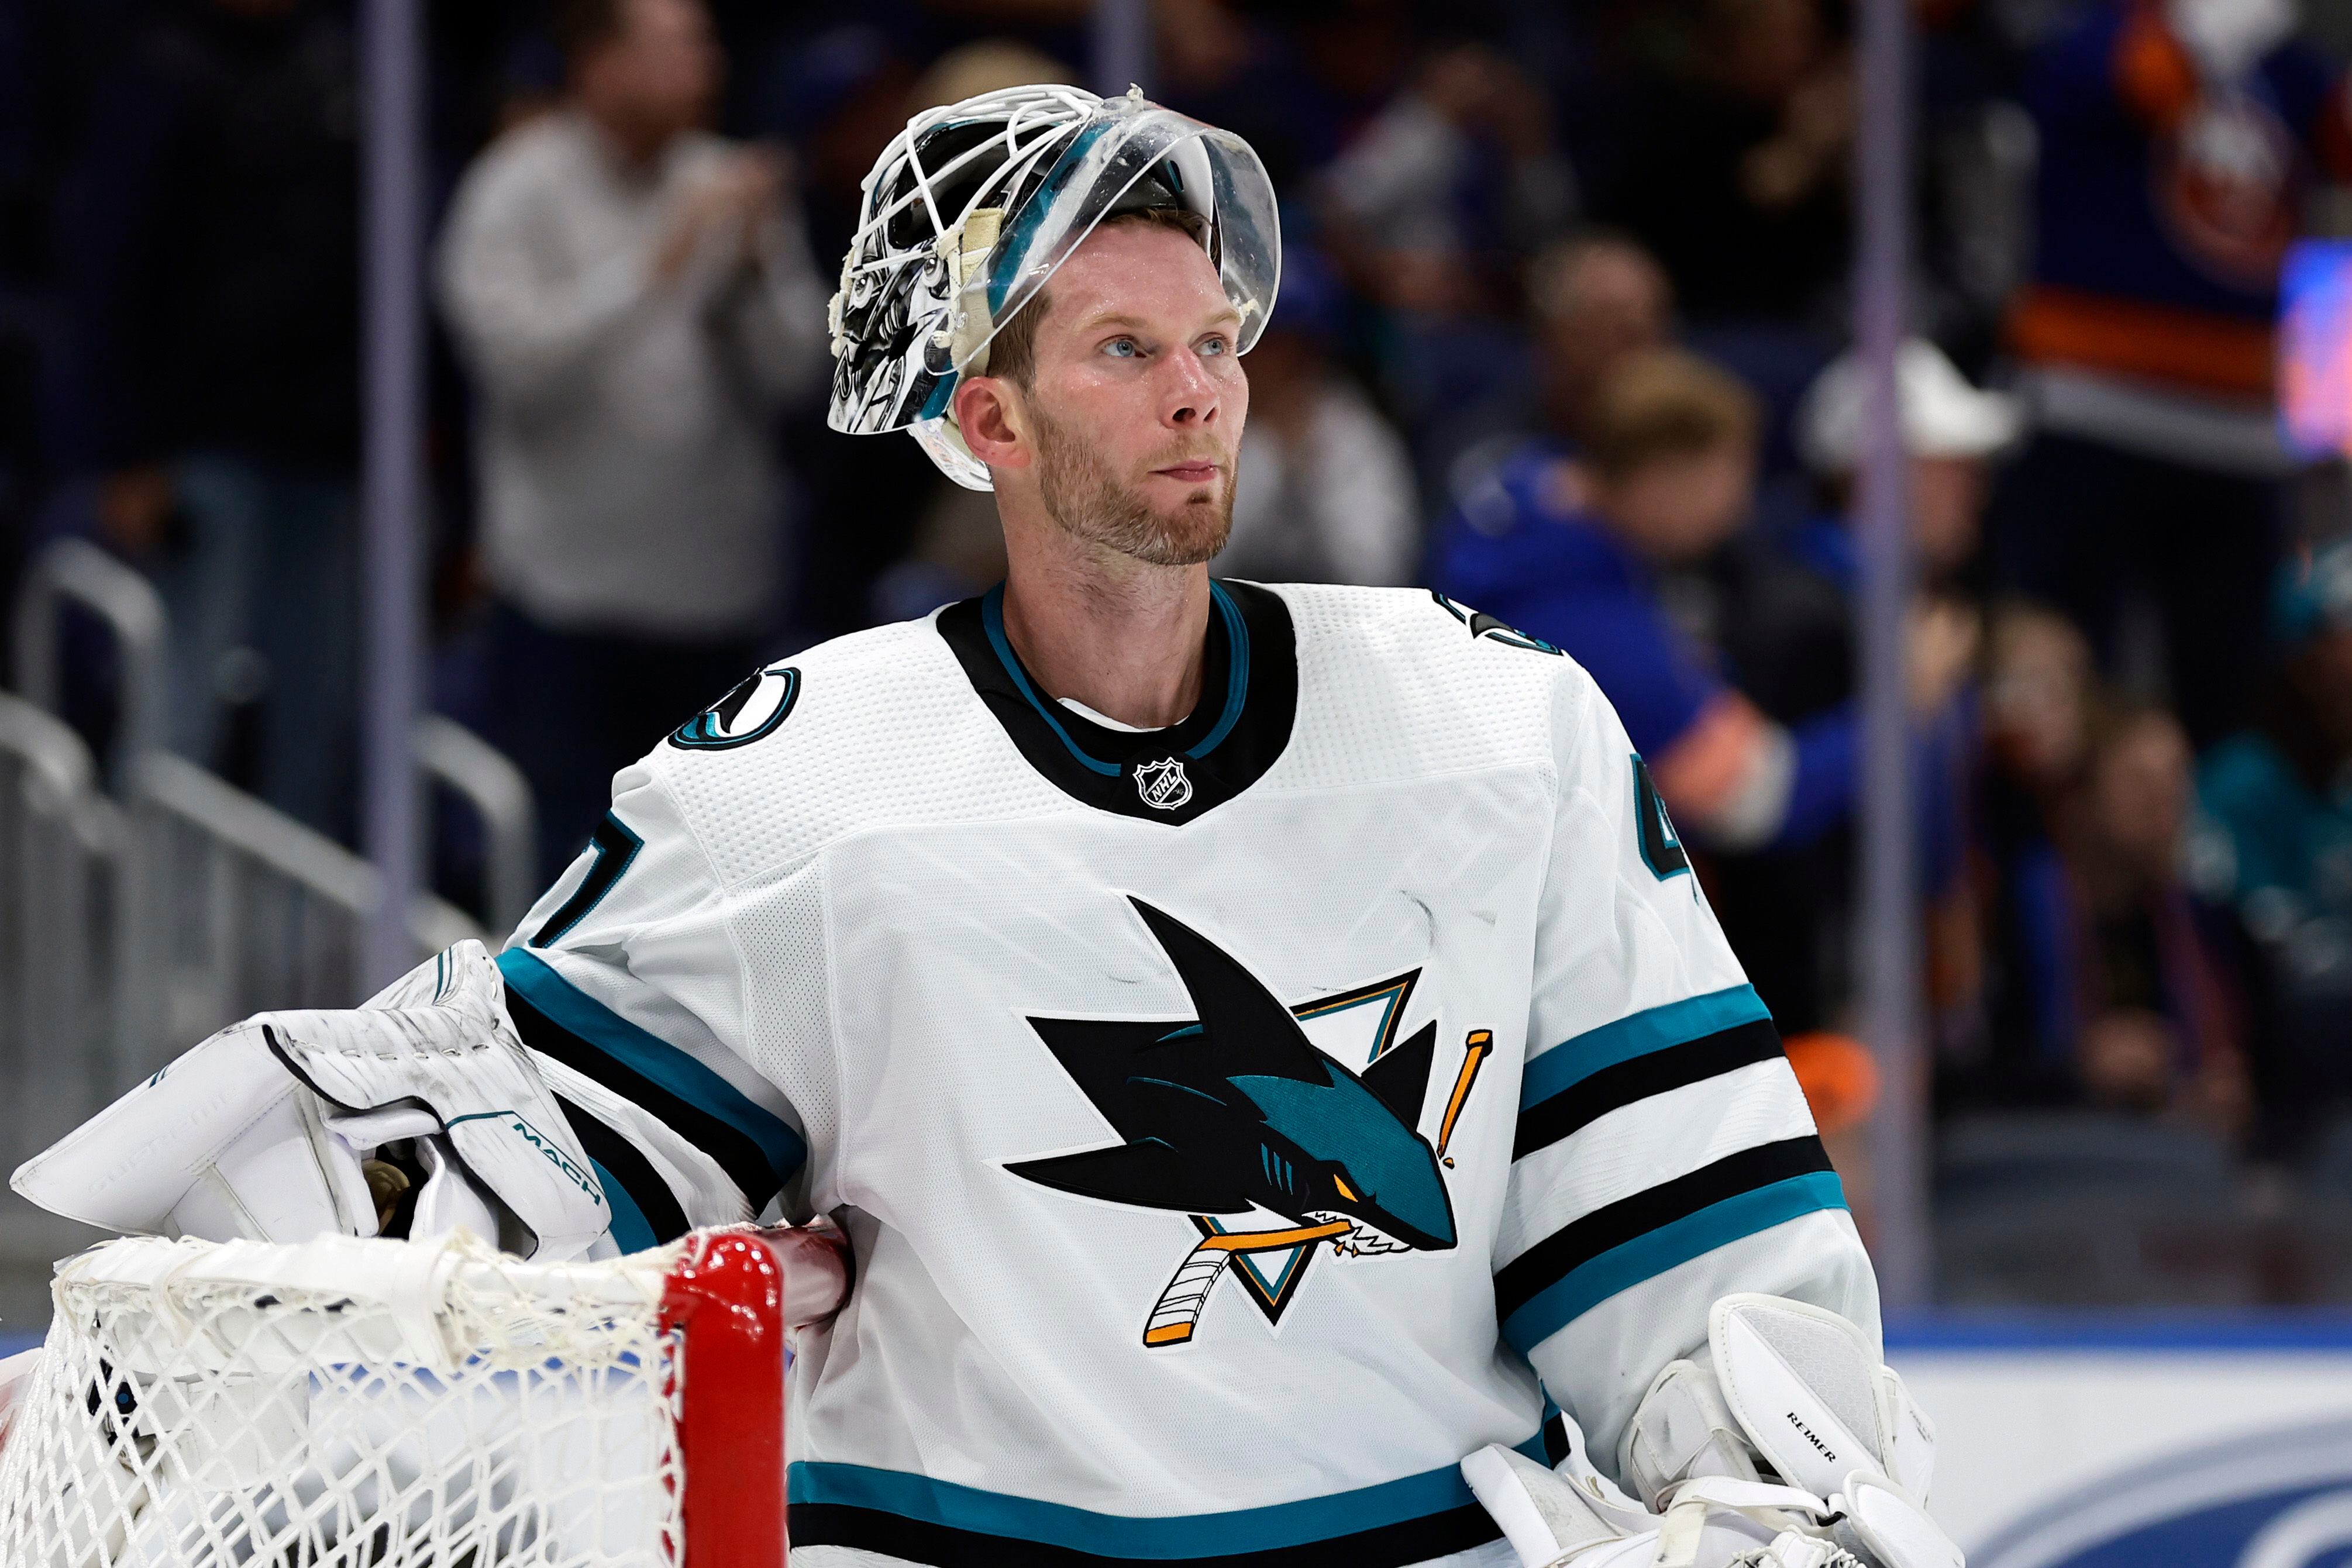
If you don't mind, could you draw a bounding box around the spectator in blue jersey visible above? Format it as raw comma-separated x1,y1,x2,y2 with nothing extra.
1430,349,1981,1019
1993,0,2352,750
2196,538,2352,1149
1436,350,1846,854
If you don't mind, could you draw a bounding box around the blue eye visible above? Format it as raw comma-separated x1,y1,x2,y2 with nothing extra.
1199,335,1230,357
1103,338,1139,359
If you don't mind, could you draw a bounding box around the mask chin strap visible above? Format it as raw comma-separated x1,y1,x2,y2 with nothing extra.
911,416,993,492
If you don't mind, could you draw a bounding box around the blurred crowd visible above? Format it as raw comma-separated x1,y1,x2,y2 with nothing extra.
5,0,2352,1268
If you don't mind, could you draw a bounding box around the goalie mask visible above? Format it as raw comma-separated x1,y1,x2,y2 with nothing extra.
825,83,1281,491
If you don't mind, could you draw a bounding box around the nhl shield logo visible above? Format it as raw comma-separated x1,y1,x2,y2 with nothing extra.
1134,757,1192,811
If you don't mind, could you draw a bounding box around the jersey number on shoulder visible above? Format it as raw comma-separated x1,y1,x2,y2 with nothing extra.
669,663,801,751
1429,591,1562,656
531,812,643,947
1631,755,1690,880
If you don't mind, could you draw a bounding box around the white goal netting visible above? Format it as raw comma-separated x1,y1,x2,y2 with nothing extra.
0,1229,700,1567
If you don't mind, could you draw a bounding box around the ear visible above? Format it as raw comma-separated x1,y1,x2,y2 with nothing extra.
953,374,1031,473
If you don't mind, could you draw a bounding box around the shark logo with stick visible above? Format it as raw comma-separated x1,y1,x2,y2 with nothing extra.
1009,899,1493,1348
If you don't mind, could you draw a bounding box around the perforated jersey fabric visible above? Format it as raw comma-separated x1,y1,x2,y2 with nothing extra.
499,583,1878,1567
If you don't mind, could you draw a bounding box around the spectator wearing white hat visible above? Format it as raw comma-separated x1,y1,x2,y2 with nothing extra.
1701,339,2005,1036
1716,338,2012,729
1797,337,2022,588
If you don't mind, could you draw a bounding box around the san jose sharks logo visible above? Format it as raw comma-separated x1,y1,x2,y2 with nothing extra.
1008,899,1493,1349
669,662,800,751
1430,590,1562,656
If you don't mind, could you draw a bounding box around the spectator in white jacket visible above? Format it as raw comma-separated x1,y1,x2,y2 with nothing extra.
438,0,827,877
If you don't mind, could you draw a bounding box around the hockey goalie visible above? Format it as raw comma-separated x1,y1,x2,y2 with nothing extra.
12,80,1964,1568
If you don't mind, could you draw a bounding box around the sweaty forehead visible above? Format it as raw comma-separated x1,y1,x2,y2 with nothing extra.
1043,223,1232,333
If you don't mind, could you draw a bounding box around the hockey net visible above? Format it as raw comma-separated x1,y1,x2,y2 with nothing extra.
0,1225,846,1568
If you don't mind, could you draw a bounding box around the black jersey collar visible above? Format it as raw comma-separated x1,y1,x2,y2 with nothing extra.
935,580,1297,825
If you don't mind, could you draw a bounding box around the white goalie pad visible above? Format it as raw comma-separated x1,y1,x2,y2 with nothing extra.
1461,1445,1869,1568
1838,1478,1964,1568
1704,1295,1959,1568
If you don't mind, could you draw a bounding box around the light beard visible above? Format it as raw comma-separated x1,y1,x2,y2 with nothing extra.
1030,402,1235,567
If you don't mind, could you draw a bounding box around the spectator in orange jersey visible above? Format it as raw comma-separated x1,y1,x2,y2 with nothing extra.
1992,0,2352,750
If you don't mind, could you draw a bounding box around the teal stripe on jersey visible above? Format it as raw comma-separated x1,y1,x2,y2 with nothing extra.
591,1158,659,1254
982,585,1122,776
1520,985,1773,1112
496,946,805,1190
788,1428,1551,1559
1500,1170,1848,1354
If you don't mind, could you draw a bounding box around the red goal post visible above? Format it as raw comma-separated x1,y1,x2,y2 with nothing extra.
664,1225,853,1566
0,1224,851,1568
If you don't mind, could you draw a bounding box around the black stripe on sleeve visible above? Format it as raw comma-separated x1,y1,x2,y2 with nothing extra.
507,984,784,1215
1513,1018,1789,1162
558,1093,691,1246
787,1501,1502,1567
1494,1136,1835,1322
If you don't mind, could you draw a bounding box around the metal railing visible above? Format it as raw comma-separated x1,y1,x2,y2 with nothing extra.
133,750,483,1064
417,712,538,941
0,537,547,1330
0,693,120,1153
6,538,533,1067
12,537,167,785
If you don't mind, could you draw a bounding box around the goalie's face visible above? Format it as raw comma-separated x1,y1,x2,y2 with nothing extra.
959,221,1248,567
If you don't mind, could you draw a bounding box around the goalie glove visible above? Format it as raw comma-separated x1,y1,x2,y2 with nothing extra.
1466,1295,1962,1568
13,941,611,1260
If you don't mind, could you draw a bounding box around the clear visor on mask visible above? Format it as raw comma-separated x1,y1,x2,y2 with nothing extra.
951,98,1281,375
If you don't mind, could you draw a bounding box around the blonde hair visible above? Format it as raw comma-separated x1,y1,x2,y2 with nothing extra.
910,41,1072,115
1583,349,1760,482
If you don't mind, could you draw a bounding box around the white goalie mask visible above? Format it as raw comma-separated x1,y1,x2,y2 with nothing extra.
825,83,1282,491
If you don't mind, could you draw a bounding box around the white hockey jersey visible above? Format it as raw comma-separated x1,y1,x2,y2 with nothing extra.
498,581,1880,1567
